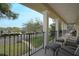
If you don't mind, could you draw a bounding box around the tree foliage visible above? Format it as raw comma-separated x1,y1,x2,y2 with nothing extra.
22,19,43,33
0,27,21,34
50,23,56,38
6,27,21,33
0,3,18,19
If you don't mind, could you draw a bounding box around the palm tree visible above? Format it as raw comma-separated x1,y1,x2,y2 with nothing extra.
0,3,18,19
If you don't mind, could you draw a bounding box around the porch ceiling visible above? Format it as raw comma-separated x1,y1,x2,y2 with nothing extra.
22,3,67,24
22,3,79,24
48,3,79,24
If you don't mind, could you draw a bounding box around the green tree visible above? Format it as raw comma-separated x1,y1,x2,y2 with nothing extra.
11,27,21,33
49,23,56,40
0,3,18,19
0,4,18,34
22,19,43,33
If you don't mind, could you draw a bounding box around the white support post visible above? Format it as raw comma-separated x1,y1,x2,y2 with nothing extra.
64,23,67,33
63,23,67,34
43,10,49,48
55,19,59,39
61,21,64,36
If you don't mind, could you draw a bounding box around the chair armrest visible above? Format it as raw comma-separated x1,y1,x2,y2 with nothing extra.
56,39,64,43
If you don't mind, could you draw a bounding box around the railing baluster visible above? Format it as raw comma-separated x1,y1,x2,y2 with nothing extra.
32,33,33,54
21,34,22,55
18,35,20,56
30,34,32,54
29,33,30,56
43,32,44,48
34,33,37,51
33,32,35,53
26,34,27,56
17,35,18,56
13,35,15,56
23,34,25,55
9,35,11,56
32,33,34,53
4,36,6,56
24,34,26,56
26,34,27,55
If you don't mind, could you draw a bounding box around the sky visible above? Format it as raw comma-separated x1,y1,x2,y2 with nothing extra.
0,3,54,28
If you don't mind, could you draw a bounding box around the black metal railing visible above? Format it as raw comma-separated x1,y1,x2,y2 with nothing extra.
48,30,68,43
0,32,44,56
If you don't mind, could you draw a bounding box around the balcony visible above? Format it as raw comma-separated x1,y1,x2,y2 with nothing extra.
0,3,79,56
0,30,78,56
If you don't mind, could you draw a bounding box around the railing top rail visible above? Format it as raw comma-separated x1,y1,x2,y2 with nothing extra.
0,32,44,37
25,32,44,35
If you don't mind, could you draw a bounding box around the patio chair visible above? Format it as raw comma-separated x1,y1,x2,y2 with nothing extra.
57,45,79,56
45,43,61,56
45,36,65,56
57,36,79,56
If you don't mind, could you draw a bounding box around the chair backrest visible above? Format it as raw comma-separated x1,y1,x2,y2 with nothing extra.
76,36,79,44
74,36,79,56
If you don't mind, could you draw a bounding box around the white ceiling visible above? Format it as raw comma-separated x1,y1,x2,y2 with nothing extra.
49,3,79,24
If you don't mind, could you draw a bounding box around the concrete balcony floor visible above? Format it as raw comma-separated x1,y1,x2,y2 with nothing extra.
32,47,75,56
32,48,54,56
32,48,67,56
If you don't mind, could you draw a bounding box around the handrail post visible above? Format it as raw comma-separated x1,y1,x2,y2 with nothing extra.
4,36,6,56
29,33,30,56
9,35,11,56
43,32,44,48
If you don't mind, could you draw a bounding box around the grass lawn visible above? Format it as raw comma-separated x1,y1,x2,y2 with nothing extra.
31,36,43,48
31,35,55,48
0,42,28,56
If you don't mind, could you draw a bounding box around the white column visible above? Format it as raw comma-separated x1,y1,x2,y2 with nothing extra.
55,19,59,39
65,24,67,30
64,23,67,33
63,23,67,34
43,10,49,48
61,21,64,36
